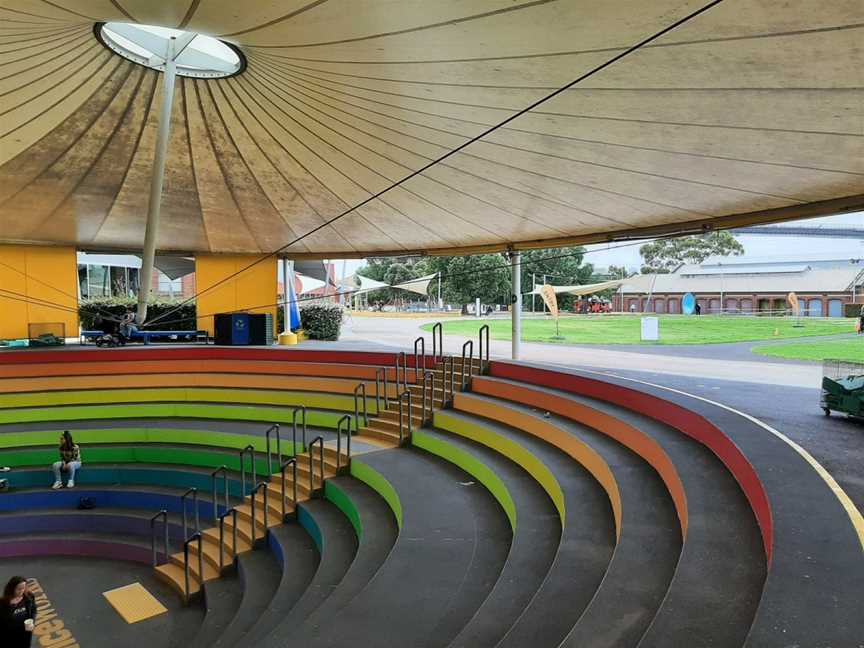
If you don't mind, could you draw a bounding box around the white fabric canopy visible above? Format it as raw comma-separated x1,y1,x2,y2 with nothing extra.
393,273,438,296
529,279,623,296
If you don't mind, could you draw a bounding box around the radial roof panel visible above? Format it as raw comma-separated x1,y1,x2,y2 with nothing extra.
0,0,862,258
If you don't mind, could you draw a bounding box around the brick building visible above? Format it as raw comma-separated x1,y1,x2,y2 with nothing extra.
614,257,863,317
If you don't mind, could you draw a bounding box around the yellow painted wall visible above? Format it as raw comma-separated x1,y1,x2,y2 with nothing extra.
0,245,79,340
195,254,277,337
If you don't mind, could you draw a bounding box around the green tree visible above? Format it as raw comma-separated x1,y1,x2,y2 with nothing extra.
520,246,593,311
639,232,744,274
356,257,427,307
606,264,635,279
423,254,510,312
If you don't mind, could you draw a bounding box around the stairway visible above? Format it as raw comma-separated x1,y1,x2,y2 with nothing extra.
154,352,483,602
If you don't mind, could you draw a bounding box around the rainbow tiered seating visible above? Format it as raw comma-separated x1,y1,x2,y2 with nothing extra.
0,342,861,647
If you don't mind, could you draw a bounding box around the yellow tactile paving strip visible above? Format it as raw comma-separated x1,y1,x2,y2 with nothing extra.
103,582,167,624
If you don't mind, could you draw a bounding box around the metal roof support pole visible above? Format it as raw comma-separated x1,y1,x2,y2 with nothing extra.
510,251,521,360
282,258,293,333
136,37,179,325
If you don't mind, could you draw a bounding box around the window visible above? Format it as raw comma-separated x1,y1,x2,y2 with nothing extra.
158,272,182,297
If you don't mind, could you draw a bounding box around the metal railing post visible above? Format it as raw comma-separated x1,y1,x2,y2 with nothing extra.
396,351,407,391
432,322,443,361
181,487,198,540
239,444,255,497
150,510,168,567
336,414,351,472
308,436,325,494
423,371,435,422
353,383,368,429
265,424,281,475
183,532,203,604
375,367,389,410
398,390,412,444
461,340,474,389
413,336,426,382
292,406,307,456
478,324,490,371
211,466,228,521
251,482,269,545
218,508,237,572
280,458,298,521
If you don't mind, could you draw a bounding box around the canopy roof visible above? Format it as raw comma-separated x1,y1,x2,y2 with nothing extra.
1,1,862,259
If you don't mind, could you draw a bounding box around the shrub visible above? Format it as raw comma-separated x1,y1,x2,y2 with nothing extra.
79,298,197,331
300,303,344,340
845,303,863,318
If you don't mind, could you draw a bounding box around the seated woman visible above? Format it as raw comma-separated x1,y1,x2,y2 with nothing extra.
51,431,82,489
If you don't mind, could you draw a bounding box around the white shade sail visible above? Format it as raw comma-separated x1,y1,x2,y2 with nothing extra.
530,279,624,296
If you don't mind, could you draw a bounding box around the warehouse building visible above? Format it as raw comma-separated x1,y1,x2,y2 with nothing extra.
614,257,863,317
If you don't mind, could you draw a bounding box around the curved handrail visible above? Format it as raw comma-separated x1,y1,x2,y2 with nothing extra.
478,324,490,369
308,436,325,494
210,465,228,522
432,322,443,361
336,414,352,472
398,390,413,444
292,406,307,455
414,336,426,381
375,367,389,410
251,481,269,544
422,370,436,422
183,532,203,603
150,509,168,567
239,444,255,497
280,457,298,521
217,508,237,572
181,487,199,541
354,383,368,430
461,340,474,388
265,423,281,475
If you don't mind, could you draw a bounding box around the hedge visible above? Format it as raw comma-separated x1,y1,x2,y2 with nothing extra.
79,298,197,331
300,303,344,340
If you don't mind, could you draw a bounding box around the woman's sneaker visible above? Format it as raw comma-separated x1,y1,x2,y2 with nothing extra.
52,481,62,489
66,480,75,488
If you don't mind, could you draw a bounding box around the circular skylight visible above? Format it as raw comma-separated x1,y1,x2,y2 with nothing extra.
97,22,244,79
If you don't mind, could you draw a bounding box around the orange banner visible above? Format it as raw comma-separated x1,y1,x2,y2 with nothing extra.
540,284,559,320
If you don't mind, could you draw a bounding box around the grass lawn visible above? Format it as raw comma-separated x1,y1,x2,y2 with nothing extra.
424,315,855,345
752,338,864,362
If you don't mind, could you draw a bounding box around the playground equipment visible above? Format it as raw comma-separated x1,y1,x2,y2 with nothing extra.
821,359,864,417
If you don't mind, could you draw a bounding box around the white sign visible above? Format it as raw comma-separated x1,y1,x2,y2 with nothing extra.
641,316,659,341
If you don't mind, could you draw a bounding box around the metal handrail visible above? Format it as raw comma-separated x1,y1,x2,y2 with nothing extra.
218,508,238,572
150,509,168,567
461,340,474,388
181,487,199,541
265,423,281,475
422,371,436,422
280,458,298,521
183,532,204,603
478,324,490,370
239,444,255,497
413,336,426,382
211,466,228,522
398,390,413,444
336,414,352,472
354,383,368,429
308,436,325,494
375,367,389,410
395,351,407,391
251,481,269,545
292,406,307,456
432,322,443,361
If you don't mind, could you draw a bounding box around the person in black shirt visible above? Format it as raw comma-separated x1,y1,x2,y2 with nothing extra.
1,576,37,647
